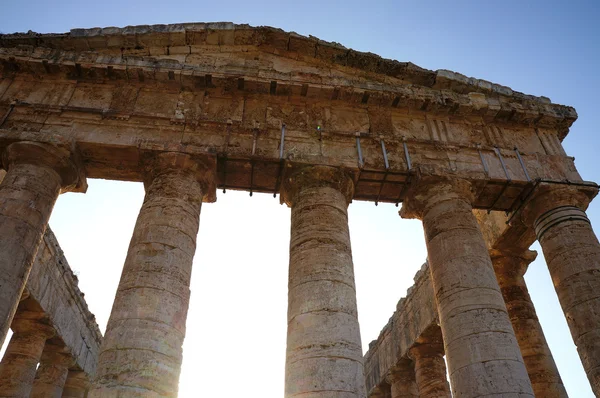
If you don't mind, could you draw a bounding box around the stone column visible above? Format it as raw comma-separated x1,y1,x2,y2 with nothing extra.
282,166,366,398
522,184,600,395
0,318,55,397
0,141,84,346
62,371,89,398
369,384,391,398
400,176,533,397
385,359,418,398
30,349,75,398
492,249,568,397
89,152,215,397
408,343,451,397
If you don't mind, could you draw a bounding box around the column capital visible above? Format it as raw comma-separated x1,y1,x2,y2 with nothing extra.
141,151,217,202
280,164,355,207
369,385,390,398
40,350,76,368
64,370,90,391
490,249,537,280
399,174,476,220
11,318,55,339
19,288,30,302
2,141,87,193
385,358,415,384
408,342,445,360
520,182,597,229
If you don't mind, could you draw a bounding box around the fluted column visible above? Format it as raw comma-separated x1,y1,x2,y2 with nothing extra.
0,142,84,346
522,184,600,395
30,349,75,398
282,166,366,398
385,359,418,398
408,343,451,397
400,176,533,397
492,249,568,397
61,371,89,398
90,152,215,397
0,318,55,397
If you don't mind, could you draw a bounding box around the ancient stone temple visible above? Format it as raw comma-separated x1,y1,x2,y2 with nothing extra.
0,22,598,397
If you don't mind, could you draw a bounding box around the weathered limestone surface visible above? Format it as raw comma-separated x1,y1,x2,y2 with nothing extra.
408,329,451,398
0,167,101,393
0,23,585,212
364,263,437,396
364,209,579,397
385,359,418,398
369,385,391,398
492,249,568,397
0,317,55,397
30,347,75,398
401,177,533,397
0,142,84,346
282,166,366,398
90,152,215,397
62,371,90,398
521,184,600,396
0,22,597,397
26,227,102,377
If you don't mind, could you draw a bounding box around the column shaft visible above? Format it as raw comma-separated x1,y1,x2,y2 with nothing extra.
401,178,533,397
409,344,450,397
90,153,211,397
386,359,418,398
61,371,89,398
533,204,600,395
369,385,391,398
0,143,71,345
493,251,567,397
0,319,55,397
283,166,366,398
30,350,74,398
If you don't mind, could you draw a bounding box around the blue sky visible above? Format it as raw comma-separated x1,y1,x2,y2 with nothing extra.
2,1,599,396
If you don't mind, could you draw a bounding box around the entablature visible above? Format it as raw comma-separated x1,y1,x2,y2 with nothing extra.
0,23,591,213
0,23,577,138
0,73,587,211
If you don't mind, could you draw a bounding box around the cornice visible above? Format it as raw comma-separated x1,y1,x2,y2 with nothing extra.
0,23,577,137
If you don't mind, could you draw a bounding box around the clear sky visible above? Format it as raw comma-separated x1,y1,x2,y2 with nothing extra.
1,1,599,397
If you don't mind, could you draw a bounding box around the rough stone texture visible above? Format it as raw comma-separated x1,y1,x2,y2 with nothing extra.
282,166,366,398
0,23,587,210
401,176,533,397
492,249,568,397
30,346,75,398
385,359,418,398
521,184,600,396
407,327,451,398
0,168,100,388
408,344,450,397
90,152,215,397
0,21,597,397
26,227,102,378
364,262,437,396
0,142,83,347
369,385,391,398
62,371,90,398
0,317,55,397
0,23,577,137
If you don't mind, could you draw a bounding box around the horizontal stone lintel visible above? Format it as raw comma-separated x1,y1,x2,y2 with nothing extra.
364,262,437,394
0,23,562,109
0,51,576,136
0,102,589,211
25,227,102,377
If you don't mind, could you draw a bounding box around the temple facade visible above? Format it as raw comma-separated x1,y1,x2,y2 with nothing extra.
0,22,598,397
